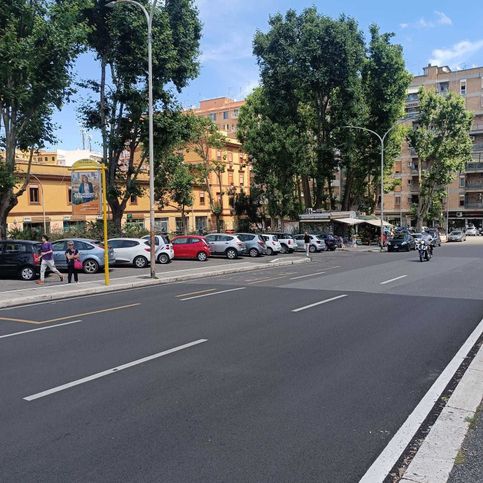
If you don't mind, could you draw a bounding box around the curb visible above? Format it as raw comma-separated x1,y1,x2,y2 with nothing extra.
400,341,483,483
0,258,310,309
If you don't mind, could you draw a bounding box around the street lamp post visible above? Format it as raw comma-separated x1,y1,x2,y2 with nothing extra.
30,174,47,234
106,0,158,278
340,123,402,249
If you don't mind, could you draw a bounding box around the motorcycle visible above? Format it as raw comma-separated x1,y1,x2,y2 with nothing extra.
416,240,432,262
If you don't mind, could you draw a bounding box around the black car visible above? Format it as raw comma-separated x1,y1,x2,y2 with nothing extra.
317,233,338,251
0,240,41,280
387,233,415,252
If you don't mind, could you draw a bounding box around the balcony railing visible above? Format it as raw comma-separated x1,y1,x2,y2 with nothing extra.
465,183,483,190
465,202,483,209
472,142,483,152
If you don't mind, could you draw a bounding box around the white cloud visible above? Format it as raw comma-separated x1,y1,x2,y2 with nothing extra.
400,11,453,30
435,11,452,26
429,39,483,67
199,33,252,63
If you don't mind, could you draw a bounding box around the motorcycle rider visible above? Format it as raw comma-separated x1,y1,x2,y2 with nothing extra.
422,231,434,255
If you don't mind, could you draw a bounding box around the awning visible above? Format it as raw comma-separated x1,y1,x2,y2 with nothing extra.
362,219,392,227
333,218,364,225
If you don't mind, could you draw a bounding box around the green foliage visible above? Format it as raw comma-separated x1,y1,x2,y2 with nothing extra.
409,89,473,228
79,0,201,229
244,8,411,215
0,0,89,238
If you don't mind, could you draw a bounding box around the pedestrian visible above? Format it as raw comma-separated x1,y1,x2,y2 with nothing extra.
35,235,63,285
65,241,80,283
304,231,310,257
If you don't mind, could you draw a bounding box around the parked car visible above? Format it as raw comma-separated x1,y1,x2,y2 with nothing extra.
293,234,326,253
236,233,267,257
269,233,297,253
204,233,246,259
171,235,211,261
465,226,479,236
108,238,174,267
448,230,466,242
387,233,415,252
141,234,174,264
0,240,41,281
261,234,282,255
317,233,338,251
51,238,115,274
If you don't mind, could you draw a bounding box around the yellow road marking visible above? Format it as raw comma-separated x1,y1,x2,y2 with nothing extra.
41,303,141,324
176,288,216,298
0,316,39,325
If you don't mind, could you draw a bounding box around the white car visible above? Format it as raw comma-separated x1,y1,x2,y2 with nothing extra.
293,234,327,253
262,234,282,255
465,226,479,236
109,237,173,267
141,234,175,263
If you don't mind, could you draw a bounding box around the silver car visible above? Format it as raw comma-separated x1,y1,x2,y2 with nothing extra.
236,233,267,257
51,238,116,274
204,233,246,259
448,230,466,242
293,234,327,253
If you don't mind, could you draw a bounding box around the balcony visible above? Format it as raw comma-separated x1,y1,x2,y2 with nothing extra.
472,142,483,152
466,162,483,172
465,202,483,209
465,183,483,191
471,122,483,134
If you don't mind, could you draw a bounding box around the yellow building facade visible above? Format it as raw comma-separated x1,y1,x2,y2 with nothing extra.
6,136,249,236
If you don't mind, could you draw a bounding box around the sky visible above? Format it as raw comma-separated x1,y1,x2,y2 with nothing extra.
50,0,483,151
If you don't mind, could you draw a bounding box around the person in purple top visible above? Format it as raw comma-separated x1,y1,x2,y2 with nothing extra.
35,235,63,285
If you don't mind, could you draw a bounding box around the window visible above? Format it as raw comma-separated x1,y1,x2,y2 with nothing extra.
460,79,467,96
395,196,401,207
459,198,465,207
195,216,207,232
29,186,39,204
199,192,205,206
228,171,233,185
172,237,188,245
175,217,185,233
154,217,168,233
460,177,465,188
75,241,93,250
4,242,27,253
438,82,449,94
232,109,239,118
130,194,138,204
67,187,72,204
223,111,229,120
227,151,233,163
209,113,217,121
52,241,66,252
239,173,244,187
52,156,55,161
119,240,139,248
216,150,222,161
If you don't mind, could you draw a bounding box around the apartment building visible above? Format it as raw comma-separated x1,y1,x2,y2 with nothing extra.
384,64,483,229
6,137,248,236
192,97,245,138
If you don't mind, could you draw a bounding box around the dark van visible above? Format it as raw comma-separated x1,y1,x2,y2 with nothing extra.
0,240,41,280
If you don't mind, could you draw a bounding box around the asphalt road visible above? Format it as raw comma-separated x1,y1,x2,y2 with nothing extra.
1,239,482,482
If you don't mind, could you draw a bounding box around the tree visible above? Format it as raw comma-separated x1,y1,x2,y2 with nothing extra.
0,0,87,239
341,25,411,212
253,9,366,210
237,87,302,227
409,88,473,229
189,117,227,232
80,0,201,231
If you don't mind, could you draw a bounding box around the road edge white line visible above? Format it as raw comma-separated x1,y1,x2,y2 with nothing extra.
23,339,208,401
380,275,407,285
292,294,348,313
359,316,483,483
180,287,246,301
0,320,82,340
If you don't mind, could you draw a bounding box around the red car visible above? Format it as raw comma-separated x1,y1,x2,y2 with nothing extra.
171,235,211,261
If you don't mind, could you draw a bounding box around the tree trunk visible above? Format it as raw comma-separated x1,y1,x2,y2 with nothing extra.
301,175,312,209
215,214,221,232
0,206,9,240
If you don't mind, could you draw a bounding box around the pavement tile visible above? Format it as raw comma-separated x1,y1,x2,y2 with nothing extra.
448,367,483,413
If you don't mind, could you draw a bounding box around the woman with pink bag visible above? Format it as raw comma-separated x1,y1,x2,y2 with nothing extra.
65,240,82,283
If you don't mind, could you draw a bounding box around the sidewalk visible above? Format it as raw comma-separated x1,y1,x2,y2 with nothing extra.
0,257,310,309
